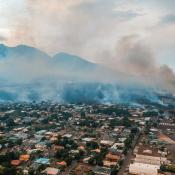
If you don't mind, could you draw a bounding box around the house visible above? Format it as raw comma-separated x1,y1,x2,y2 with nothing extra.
93,166,111,175
43,167,59,175
83,157,91,164
52,145,64,151
74,163,92,175
35,158,50,165
23,169,29,175
30,162,41,172
100,140,114,147
129,162,159,175
62,134,72,139
103,160,117,168
110,143,124,150
118,137,127,143
129,145,168,175
57,161,67,167
78,145,85,150
105,153,121,162
19,154,30,161
82,137,96,143
35,142,47,150
11,160,21,166
91,149,101,153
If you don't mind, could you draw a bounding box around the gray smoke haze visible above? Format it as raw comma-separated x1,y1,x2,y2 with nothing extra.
2,0,175,65
5,0,175,92
1,36,175,96
0,42,174,104
6,0,144,57
99,35,175,92
0,0,175,103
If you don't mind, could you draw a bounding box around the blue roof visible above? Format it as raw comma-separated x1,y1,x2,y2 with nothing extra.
35,158,50,165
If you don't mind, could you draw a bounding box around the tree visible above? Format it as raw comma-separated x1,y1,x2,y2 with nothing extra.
80,111,86,117
86,141,99,150
86,171,95,175
88,157,94,165
0,165,17,175
110,167,118,175
131,127,138,134
96,155,103,166
6,118,16,127
109,119,120,128
123,117,131,127
160,164,175,173
64,156,73,166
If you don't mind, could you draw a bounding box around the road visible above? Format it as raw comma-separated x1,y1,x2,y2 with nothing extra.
117,132,141,175
118,148,133,175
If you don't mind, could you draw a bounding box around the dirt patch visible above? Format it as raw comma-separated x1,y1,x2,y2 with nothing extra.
167,144,175,163
158,134,175,144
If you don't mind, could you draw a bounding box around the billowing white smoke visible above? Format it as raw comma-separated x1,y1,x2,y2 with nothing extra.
0,39,175,103
101,35,175,92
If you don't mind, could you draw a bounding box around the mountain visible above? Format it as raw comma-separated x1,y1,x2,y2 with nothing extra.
0,44,114,74
0,44,97,71
0,44,50,60
52,52,98,75
0,44,167,104
0,44,7,58
0,44,116,81
53,52,96,67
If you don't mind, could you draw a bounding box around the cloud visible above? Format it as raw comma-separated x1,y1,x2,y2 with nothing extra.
159,65,175,91
115,35,156,75
99,34,175,92
74,0,141,19
160,14,175,25
0,0,175,78
5,0,142,58
0,35,7,42
100,35,156,75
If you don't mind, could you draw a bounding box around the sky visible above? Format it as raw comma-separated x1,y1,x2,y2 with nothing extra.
0,0,175,70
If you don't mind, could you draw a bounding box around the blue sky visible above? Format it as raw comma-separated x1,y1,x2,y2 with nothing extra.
0,0,175,70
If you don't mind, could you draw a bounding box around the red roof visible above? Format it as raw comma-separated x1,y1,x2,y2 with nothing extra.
11,160,21,166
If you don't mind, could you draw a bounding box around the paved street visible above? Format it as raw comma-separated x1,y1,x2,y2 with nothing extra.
118,132,141,175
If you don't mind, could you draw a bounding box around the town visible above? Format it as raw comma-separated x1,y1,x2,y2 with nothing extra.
0,101,175,175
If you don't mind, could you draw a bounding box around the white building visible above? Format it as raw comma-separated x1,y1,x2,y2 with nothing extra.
129,147,168,175
134,154,167,165
129,162,159,175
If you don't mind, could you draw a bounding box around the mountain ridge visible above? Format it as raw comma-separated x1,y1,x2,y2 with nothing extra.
0,43,169,104
0,43,94,64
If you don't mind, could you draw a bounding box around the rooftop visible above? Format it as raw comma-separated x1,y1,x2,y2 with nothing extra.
35,158,50,165
43,167,59,175
137,145,162,157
